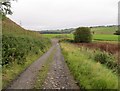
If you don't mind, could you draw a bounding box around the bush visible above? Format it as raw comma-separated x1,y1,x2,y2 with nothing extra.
2,35,51,66
94,52,118,71
74,27,92,43
94,52,110,64
114,30,120,35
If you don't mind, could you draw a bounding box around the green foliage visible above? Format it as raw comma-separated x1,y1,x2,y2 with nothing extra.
60,42,118,89
2,35,50,66
0,0,17,16
114,30,120,35
94,52,118,71
94,52,113,64
74,27,92,43
2,17,51,88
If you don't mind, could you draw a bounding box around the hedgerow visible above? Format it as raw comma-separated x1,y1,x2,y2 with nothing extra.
2,35,51,65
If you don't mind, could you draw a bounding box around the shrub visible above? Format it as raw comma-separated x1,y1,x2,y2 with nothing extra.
2,35,51,66
94,52,110,64
114,30,120,35
74,27,92,43
94,52,118,71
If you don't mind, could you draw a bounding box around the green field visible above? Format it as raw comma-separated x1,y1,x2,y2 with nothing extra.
42,34,73,39
93,34,118,41
43,34,118,41
91,26,117,35
42,25,118,42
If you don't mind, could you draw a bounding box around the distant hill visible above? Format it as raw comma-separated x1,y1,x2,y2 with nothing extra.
39,28,75,34
90,25,117,35
39,25,117,35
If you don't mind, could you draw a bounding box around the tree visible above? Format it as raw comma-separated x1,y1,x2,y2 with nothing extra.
0,0,16,16
114,27,120,35
114,30,120,35
114,26,120,35
74,27,92,43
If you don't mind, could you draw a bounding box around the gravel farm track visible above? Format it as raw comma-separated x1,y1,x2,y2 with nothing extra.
6,39,79,90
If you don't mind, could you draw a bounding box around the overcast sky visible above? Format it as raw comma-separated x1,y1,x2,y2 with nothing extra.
8,0,119,30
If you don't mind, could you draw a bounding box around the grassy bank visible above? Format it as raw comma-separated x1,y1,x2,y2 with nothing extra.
60,42,118,89
2,17,51,88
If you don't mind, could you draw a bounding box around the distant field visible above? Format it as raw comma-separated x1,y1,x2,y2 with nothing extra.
91,26,117,35
93,34,118,41
43,34,118,41
41,26,117,35
42,34,73,39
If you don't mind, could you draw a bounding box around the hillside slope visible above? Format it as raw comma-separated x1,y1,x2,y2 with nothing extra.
3,17,41,37
2,17,51,88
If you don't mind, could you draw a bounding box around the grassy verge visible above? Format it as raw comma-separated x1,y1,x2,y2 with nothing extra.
60,42,118,89
2,53,43,88
2,36,51,88
34,47,56,89
2,44,51,88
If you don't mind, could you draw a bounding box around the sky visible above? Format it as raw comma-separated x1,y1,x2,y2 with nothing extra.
8,0,119,31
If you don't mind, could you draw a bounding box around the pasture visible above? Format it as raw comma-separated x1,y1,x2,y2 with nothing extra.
43,34,118,42
91,26,117,35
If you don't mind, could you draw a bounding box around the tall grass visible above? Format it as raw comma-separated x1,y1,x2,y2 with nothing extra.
60,42,118,89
